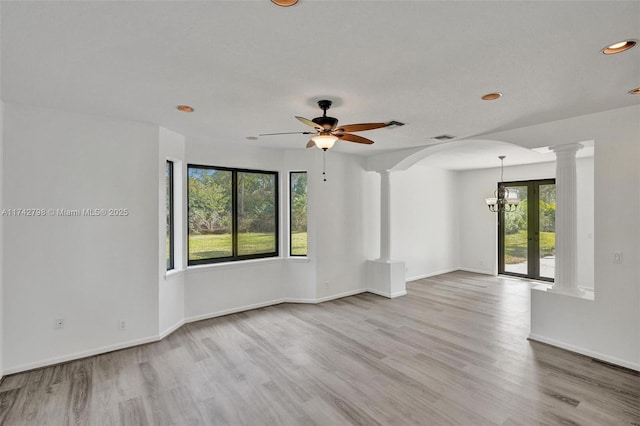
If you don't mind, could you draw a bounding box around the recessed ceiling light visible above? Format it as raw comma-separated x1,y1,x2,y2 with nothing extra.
482,92,502,101
176,105,194,113
602,40,636,55
629,87,640,95
271,0,298,6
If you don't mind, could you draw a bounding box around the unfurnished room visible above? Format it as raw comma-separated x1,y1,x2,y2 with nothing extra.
0,1,638,425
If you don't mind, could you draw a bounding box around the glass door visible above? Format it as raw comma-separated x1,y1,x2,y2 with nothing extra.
499,179,555,281
501,185,528,275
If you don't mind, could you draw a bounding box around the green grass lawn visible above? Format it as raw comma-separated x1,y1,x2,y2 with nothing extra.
189,232,308,260
291,232,307,256
505,230,555,264
189,233,233,259
238,233,277,256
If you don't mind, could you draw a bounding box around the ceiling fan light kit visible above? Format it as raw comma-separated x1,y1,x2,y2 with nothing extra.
311,134,338,151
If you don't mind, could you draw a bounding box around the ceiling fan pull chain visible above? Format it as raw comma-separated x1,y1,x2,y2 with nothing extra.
323,150,327,182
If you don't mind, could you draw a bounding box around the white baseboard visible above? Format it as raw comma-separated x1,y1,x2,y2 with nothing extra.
184,298,287,324
159,319,185,340
366,288,407,299
287,288,368,304
408,268,495,282
185,289,372,324
528,333,640,372
3,334,160,375
407,268,459,282
457,267,495,275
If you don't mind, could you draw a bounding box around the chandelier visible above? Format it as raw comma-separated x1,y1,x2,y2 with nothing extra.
485,156,520,213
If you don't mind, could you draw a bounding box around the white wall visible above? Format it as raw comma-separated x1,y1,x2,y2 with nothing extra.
486,105,639,370
3,103,160,373
390,165,459,280
0,1,5,378
575,157,594,289
362,171,380,262
457,159,594,288
0,100,4,378
159,127,185,336
183,138,289,321
183,138,370,320
312,151,369,299
283,148,369,302
282,150,316,302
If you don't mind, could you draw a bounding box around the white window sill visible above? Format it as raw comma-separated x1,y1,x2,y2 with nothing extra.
187,256,285,274
164,268,186,280
287,256,310,263
185,256,311,274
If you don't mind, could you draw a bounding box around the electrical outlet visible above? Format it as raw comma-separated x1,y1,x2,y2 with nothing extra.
613,252,623,264
54,318,64,329
119,319,127,330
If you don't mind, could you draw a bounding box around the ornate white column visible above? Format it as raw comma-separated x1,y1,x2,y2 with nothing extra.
550,143,583,295
378,170,391,261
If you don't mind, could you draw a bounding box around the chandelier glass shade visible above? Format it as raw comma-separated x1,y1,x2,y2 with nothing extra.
486,156,520,213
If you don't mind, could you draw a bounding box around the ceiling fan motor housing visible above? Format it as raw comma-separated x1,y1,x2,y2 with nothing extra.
313,99,338,130
312,116,339,130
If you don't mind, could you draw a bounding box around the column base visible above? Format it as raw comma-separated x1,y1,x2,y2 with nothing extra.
547,285,585,297
366,259,407,298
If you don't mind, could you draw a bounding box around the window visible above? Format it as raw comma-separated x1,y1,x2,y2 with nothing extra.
166,161,174,270
290,172,307,256
188,165,278,264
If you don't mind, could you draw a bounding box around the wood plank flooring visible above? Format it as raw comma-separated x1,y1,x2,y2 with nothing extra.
1,271,639,425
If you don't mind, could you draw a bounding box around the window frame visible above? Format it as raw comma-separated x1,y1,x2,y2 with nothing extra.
498,178,555,282
289,171,308,257
166,160,175,271
187,164,279,265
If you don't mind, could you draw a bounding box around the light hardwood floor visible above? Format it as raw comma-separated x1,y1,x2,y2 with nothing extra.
1,271,639,425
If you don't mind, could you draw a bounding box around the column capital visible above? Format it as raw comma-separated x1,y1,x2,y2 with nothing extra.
550,143,583,154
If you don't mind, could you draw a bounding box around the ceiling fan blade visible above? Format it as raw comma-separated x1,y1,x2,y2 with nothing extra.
335,122,389,133
259,131,315,136
295,116,323,130
337,133,375,145
306,140,316,148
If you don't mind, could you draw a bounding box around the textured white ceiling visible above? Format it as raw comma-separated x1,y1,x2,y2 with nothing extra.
1,1,638,166
414,140,594,171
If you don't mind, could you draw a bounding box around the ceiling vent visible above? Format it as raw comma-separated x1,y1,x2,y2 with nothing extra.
431,134,456,141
